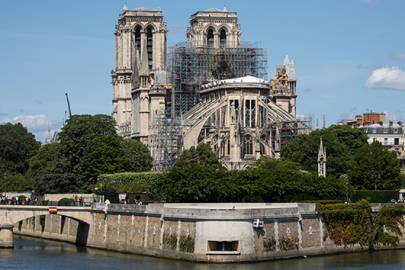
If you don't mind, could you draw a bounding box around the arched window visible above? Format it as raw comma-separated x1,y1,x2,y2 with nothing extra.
147,27,153,70
135,27,141,51
245,135,253,155
220,29,226,47
207,29,214,47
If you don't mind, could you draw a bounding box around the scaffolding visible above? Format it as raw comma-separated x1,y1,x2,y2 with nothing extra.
168,41,268,118
151,109,182,171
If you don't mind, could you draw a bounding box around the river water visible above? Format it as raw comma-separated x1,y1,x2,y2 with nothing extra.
1,235,405,270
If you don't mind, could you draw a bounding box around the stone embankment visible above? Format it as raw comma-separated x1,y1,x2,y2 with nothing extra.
10,203,405,262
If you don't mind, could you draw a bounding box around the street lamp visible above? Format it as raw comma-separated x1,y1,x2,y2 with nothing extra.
3,172,6,199
113,178,122,193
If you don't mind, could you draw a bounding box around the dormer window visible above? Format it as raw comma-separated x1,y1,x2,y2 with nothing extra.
384,128,388,133
394,128,398,133
373,128,376,134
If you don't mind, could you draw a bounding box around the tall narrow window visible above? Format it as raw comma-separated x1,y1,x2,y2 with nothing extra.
135,27,141,52
147,27,153,70
220,29,226,47
207,29,214,47
245,135,253,155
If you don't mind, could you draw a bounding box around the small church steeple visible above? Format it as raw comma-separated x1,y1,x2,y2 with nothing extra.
318,137,326,177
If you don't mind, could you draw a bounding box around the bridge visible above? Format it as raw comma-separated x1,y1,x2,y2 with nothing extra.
0,205,94,248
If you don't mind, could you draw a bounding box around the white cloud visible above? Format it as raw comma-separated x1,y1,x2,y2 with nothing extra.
365,66,405,90
1,114,62,143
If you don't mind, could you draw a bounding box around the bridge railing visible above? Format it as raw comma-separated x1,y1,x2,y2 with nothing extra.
0,200,92,207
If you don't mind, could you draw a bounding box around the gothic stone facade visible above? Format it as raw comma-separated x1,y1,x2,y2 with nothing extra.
111,5,302,169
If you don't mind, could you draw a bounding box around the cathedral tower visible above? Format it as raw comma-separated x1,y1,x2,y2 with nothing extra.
112,4,168,136
186,6,241,48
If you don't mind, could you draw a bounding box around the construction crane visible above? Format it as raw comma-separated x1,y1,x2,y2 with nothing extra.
65,93,72,118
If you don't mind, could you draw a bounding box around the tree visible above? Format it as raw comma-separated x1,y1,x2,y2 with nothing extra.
148,143,223,202
328,125,369,156
281,125,368,176
176,143,222,170
81,135,130,183
35,114,123,193
121,139,153,172
54,114,117,175
348,141,401,190
0,122,41,175
27,143,58,179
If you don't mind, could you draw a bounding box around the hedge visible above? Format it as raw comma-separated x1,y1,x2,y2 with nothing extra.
301,200,344,204
58,198,74,206
352,190,399,203
98,172,163,193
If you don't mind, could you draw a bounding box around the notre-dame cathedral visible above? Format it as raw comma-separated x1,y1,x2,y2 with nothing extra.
111,5,310,170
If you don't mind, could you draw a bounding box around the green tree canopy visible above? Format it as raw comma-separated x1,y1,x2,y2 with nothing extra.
81,135,130,183
281,125,368,176
34,114,125,194
0,122,41,175
121,139,153,172
347,141,401,190
27,142,58,179
55,114,118,175
148,156,348,203
176,143,222,170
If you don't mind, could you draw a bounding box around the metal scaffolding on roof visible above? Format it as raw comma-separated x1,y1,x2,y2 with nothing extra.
168,41,268,118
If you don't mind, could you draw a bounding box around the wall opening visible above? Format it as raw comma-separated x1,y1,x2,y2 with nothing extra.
207,241,239,253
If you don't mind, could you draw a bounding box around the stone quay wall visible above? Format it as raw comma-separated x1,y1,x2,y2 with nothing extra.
13,203,405,262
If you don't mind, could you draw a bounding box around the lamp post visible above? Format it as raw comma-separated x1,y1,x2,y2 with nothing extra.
97,176,107,194
112,178,122,193
4,172,6,199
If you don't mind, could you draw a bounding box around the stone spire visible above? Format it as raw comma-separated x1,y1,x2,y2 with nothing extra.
288,59,297,81
284,55,290,66
322,115,326,130
318,137,326,177
316,118,319,130
223,5,228,12
45,128,52,144
122,3,128,12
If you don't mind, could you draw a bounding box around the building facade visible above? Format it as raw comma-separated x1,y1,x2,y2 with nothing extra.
112,5,309,170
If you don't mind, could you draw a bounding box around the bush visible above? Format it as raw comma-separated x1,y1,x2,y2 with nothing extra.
301,200,344,204
352,190,399,203
40,200,49,206
99,172,163,193
58,198,74,206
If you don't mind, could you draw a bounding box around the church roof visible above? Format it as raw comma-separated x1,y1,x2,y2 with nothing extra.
204,7,225,12
133,6,150,11
202,76,268,89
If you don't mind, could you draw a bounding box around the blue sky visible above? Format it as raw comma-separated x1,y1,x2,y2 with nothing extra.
1,0,404,143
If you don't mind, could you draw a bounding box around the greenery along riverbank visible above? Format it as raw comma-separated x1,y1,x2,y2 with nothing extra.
316,201,405,248
147,144,349,203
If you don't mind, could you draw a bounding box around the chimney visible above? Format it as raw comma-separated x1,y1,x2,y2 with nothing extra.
398,121,403,126
389,121,393,126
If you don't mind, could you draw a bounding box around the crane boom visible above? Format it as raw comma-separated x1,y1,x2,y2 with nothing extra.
65,93,72,118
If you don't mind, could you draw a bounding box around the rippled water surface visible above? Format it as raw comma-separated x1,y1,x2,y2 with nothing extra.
1,235,405,269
